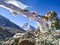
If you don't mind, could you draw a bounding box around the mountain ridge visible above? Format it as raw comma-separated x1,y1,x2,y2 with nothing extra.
0,15,26,32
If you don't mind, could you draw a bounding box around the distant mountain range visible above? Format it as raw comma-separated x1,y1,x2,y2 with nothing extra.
22,23,36,31
0,15,25,32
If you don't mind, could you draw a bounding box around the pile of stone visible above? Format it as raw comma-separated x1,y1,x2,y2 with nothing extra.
1,30,60,45
34,30,60,45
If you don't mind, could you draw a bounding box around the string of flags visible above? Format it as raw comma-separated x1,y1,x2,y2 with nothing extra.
0,0,60,33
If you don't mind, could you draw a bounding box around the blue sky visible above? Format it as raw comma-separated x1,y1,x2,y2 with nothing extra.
0,0,60,28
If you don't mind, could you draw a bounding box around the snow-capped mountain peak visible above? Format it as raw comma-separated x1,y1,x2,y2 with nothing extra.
22,23,36,31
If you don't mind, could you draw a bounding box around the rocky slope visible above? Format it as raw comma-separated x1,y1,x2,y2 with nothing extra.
0,15,25,32
0,15,26,42
0,26,24,41
1,30,60,45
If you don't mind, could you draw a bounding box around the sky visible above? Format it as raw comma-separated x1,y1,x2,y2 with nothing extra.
0,0,60,28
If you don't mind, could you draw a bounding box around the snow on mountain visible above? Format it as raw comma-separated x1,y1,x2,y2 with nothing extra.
22,23,36,31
